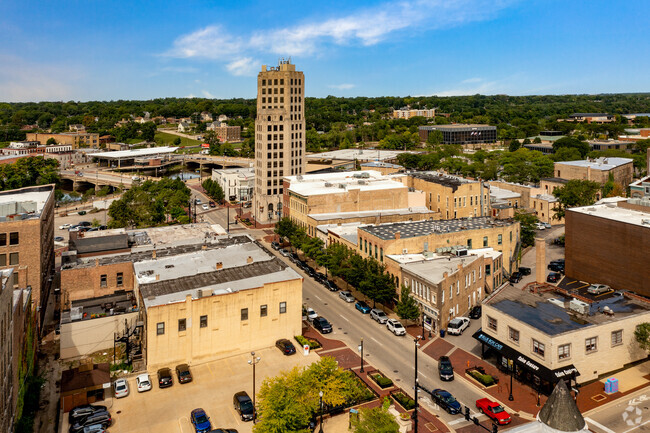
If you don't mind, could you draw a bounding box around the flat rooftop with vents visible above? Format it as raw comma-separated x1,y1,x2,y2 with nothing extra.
0,184,54,220
359,216,514,241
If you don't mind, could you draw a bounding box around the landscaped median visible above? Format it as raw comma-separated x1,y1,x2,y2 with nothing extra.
465,365,499,388
294,334,322,351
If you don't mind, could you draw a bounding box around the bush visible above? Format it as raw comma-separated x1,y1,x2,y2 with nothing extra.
294,335,321,349
469,370,497,386
392,391,416,410
371,373,393,389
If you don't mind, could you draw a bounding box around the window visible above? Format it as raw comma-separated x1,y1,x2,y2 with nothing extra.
116,272,123,287
467,239,472,249
0,233,5,246
611,330,623,346
100,274,107,287
533,339,545,357
558,344,570,360
200,315,208,328
585,337,597,353
485,264,491,276
241,308,249,321
0,254,5,266
498,234,502,245
483,236,488,247
508,327,519,343
279,301,287,314
488,316,497,331
157,322,165,335
178,318,186,332
260,304,268,317
9,232,18,245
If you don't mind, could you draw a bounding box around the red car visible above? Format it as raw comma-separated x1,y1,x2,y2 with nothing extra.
476,398,511,425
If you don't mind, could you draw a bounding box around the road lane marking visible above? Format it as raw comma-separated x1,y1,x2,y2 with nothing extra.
370,337,380,344
585,418,616,433
314,294,322,301
340,316,350,322
623,418,650,433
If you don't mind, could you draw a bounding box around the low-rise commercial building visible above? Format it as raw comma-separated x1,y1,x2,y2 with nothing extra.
207,123,241,142
136,235,302,369
418,124,497,145
588,139,632,152
26,132,99,148
566,113,615,123
554,157,634,193
392,107,435,119
211,167,255,202
359,161,403,175
629,175,650,199
407,172,491,219
475,284,650,392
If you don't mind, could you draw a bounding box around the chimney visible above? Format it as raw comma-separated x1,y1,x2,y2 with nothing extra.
457,263,464,270
152,250,156,259
395,231,401,240
535,237,546,284
94,258,99,267
216,262,223,270
155,274,160,281
202,244,207,250
247,256,254,264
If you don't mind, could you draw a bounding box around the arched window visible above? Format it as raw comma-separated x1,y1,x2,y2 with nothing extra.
268,203,274,212
267,116,271,121
279,115,283,121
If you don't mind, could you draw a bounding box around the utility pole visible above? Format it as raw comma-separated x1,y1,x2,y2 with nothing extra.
414,335,420,433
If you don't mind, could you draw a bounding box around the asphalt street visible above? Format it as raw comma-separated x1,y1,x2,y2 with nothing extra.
585,386,650,433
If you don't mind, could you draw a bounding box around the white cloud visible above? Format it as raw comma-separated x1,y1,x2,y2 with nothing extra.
461,77,483,84
329,83,356,90
0,55,78,102
432,77,504,96
202,90,215,98
225,57,257,77
165,0,518,75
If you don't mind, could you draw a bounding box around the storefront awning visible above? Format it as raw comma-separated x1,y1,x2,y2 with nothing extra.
473,329,579,384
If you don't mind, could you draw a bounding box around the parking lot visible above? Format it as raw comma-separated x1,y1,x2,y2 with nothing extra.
63,346,319,433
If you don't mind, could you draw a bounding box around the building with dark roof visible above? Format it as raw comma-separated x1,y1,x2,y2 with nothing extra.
418,124,497,145
567,113,615,123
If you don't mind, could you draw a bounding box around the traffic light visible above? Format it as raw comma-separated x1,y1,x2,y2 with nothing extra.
465,406,470,421
492,423,499,433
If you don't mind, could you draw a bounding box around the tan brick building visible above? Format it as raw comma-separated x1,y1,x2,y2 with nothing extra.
476,285,650,390
554,157,634,190
406,172,491,219
26,132,99,148
253,60,305,224
0,185,55,328
207,123,241,142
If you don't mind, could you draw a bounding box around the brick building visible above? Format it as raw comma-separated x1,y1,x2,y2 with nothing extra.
206,123,241,142
25,132,99,148
392,107,435,119
0,185,55,328
554,157,634,190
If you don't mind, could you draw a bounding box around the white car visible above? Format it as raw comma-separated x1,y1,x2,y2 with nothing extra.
535,222,546,230
202,204,209,210
113,378,129,398
136,373,152,392
59,223,72,230
386,319,406,336
306,307,318,322
370,309,388,324
447,317,471,335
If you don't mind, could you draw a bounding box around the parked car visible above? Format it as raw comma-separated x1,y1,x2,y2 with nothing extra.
370,309,388,324
519,266,531,276
271,241,280,250
68,405,108,426
195,198,202,204
305,307,318,322
446,317,470,335
79,221,92,227
176,364,193,384
275,338,296,355
355,300,371,314
386,319,406,336
233,391,255,421
54,236,64,242
587,283,612,295
209,201,216,208
305,267,316,278
315,272,327,283
509,272,522,283
78,210,87,215
69,411,112,433
339,291,355,303
136,373,152,392
476,398,512,425
534,222,546,230
202,204,209,210
324,280,338,292
438,356,454,381
542,222,552,229
469,305,482,319
548,262,565,273
430,389,461,414
190,408,212,433
113,378,129,398
211,430,239,433
157,367,173,388
279,248,291,257
546,272,561,283
59,223,72,230
82,424,106,433
313,317,333,334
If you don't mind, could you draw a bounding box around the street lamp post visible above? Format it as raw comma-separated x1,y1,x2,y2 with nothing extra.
319,390,324,433
413,335,421,433
421,312,426,341
359,338,364,373
509,362,514,401
248,352,261,423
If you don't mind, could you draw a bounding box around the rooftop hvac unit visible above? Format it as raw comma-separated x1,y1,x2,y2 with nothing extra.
338,183,346,189
455,249,468,257
358,180,366,185
569,299,590,315
324,182,333,187
548,298,565,309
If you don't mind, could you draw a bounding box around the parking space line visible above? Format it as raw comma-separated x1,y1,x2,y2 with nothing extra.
229,406,242,425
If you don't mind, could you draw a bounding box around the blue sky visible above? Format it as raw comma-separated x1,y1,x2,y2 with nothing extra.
1,0,649,102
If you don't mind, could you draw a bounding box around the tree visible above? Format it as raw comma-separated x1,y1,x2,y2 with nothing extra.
552,136,590,158
201,178,225,203
533,136,542,144
46,137,56,145
396,286,420,323
508,139,521,152
140,121,157,142
552,147,582,162
552,179,601,220
353,407,400,433
514,210,537,248
426,130,443,147
635,323,650,352
173,137,181,146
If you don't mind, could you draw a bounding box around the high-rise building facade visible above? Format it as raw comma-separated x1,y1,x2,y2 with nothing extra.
254,60,305,224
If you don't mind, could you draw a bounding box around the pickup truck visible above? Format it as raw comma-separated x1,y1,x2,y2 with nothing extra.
476,398,512,425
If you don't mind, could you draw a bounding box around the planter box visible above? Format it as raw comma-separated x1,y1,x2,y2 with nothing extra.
368,370,395,389
390,390,416,412
465,368,499,389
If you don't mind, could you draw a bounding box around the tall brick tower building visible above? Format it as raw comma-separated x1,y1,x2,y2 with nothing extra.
253,59,305,224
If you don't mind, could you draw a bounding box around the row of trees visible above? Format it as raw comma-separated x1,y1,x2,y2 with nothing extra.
107,178,191,228
0,157,60,191
201,178,224,203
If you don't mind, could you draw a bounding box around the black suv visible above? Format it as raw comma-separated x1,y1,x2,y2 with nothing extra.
69,410,112,433
548,260,565,273
438,356,454,381
68,405,107,425
469,305,482,319
509,272,522,283
519,266,531,276
233,391,255,421
176,363,193,384
158,367,173,388
313,317,332,334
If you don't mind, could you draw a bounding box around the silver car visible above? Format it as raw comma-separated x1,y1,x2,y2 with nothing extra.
587,284,611,295
370,309,388,324
113,378,129,398
339,291,355,303
386,319,406,336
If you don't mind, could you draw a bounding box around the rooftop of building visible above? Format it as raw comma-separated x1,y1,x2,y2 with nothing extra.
555,157,633,170
541,177,569,184
419,124,496,130
309,206,434,222
409,171,482,190
524,137,564,143
306,149,418,162
400,254,480,283
359,216,514,241
486,284,650,336
531,193,557,202
63,291,138,323
286,170,407,197
489,186,521,200
212,167,255,177
387,247,502,265
568,201,650,228
360,161,403,169
324,222,368,246
587,139,630,145
138,240,300,309
630,175,650,187
569,113,612,117
90,146,178,160
0,184,54,220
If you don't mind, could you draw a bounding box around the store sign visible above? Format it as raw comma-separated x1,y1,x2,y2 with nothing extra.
477,333,503,351
554,366,579,379
517,355,540,372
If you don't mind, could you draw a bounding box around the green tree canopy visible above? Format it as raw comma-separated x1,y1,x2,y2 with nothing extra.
353,407,400,433
514,210,538,248
552,179,601,220
552,136,590,158
202,178,224,203
635,323,650,352
396,286,420,322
